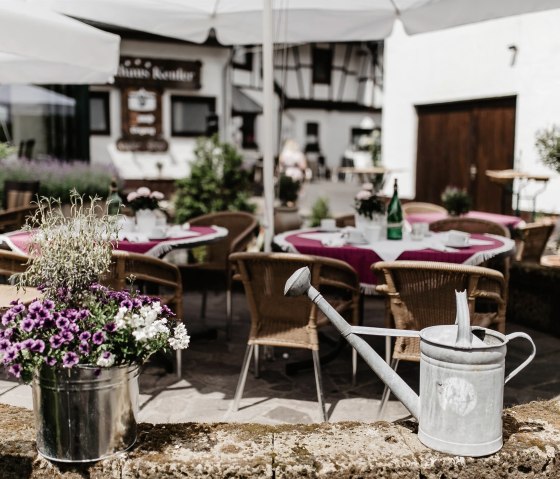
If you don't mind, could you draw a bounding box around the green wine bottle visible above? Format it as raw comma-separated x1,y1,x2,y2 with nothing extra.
386,178,403,240
107,179,122,216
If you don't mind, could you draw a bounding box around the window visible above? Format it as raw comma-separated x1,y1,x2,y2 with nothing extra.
89,91,110,135
232,47,253,71
171,96,216,137
312,47,332,85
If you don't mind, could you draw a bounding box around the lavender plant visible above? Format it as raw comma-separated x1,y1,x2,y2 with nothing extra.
0,191,189,383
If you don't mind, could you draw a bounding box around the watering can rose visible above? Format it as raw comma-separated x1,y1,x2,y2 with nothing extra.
0,284,189,383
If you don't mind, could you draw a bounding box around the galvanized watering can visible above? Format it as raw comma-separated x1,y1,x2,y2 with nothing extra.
285,267,536,457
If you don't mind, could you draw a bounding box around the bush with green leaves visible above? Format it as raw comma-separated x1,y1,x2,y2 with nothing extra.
309,197,331,227
174,136,255,223
277,174,301,206
441,186,472,216
0,159,117,208
535,126,560,173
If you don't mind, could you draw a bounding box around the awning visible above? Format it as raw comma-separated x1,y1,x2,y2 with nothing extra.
232,86,262,115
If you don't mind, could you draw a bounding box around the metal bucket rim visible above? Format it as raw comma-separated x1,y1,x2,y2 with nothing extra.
420,326,506,351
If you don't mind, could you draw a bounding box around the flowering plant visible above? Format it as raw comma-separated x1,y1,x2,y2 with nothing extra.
126,186,164,212
354,183,386,219
1,191,189,383
0,285,189,383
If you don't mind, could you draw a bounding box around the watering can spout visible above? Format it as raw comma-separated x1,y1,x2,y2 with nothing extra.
455,290,473,348
284,267,421,420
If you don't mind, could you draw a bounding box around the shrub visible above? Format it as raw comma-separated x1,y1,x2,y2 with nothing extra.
309,197,331,227
174,135,255,223
535,126,560,174
277,174,301,206
441,186,472,216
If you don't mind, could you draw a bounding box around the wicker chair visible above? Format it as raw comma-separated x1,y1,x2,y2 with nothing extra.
334,214,355,228
229,252,361,421
0,204,38,233
429,217,510,238
515,222,555,263
183,212,258,338
102,250,184,376
402,202,447,215
372,260,506,417
0,250,30,282
3,180,40,210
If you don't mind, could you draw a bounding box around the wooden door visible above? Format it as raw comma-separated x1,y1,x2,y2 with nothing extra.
415,97,516,213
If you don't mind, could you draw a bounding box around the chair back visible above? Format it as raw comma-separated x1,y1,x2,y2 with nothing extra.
189,212,258,268
429,217,510,237
402,202,447,215
515,222,555,263
103,251,183,320
334,214,355,228
0,250,30,284
372,261,506,362
0,204,39,233
230,252,360,350
3,180,40,210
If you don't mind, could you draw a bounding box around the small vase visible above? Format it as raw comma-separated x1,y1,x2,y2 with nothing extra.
274,205,303,234
135,208,157,233
32,364,139,462
355,213,385,240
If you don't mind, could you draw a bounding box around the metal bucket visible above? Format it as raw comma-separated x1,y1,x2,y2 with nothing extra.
32,364,139,463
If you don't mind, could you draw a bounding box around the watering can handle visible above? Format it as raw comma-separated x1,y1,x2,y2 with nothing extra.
504,332,536,384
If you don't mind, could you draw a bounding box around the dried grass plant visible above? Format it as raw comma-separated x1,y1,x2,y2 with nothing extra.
17,190,118,302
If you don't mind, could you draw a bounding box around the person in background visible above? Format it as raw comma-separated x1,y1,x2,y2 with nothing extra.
278,139,307,182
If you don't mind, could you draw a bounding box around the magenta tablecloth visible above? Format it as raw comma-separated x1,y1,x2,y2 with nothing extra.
406,211,524,229
274,229,514,291
0,226,226,258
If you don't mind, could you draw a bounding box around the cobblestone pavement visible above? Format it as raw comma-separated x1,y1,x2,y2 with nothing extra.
1,287,557,425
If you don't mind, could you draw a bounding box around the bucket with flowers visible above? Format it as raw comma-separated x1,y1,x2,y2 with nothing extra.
126,186,165,234
1,191,189,462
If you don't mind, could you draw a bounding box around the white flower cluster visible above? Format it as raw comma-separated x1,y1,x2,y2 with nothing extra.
97,351,115,367
115,302,170,342
168,323,190,350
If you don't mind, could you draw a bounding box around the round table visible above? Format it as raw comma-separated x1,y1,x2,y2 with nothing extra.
0,226,228,259
405,211,524,230
273,228,515,292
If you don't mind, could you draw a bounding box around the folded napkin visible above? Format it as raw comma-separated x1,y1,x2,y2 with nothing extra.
119,232,149,243
299,232,346,247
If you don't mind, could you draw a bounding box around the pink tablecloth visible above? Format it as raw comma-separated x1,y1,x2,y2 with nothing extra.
274,229,514,292
0,226,227,258
406,211,524,229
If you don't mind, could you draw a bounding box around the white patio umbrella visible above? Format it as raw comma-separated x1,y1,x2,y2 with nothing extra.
38,0,560,249
0,0,120,84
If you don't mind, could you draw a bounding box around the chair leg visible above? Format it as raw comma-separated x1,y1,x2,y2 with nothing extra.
231,344,254,413
226,285,232,340
175,349,182,378
351,348,357,387
385,337,392,364
253,344,260,378
377,358,399,420
312,349,327,422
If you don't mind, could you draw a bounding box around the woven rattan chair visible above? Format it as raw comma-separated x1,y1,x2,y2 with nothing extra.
402,202,447,216
515,222,555,263
334,214,355,228
429,217,510,238
229,252,361,421
0,250,30,283
3,180,39,210
372,260,506,417
0,204,38,233
183,212,258,338
102,250,184,376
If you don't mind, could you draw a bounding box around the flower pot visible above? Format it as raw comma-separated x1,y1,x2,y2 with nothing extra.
135,208,157,233
274,205,303,234
32,364,139,462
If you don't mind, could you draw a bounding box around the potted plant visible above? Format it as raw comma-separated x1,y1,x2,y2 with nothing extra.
1,191,189,462
127,186,165,233
441,186,472,216
309,197,331,228
275,174,303,233
354,183,386,234
535,125,560,174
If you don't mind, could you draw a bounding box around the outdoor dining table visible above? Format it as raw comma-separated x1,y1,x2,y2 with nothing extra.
0,225,228,259
405,210,524,231
273,227,516,293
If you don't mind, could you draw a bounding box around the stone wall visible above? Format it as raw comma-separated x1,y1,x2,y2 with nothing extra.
1,401,559,478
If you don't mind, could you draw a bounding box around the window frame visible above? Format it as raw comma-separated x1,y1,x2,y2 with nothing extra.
312,46,333,85
89,91,111,136
170,95,216,137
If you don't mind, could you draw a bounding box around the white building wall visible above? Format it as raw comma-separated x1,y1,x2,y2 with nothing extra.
90,39,230,179
383,12,560,213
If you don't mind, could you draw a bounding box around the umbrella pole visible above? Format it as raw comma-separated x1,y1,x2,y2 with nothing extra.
262,0,275,252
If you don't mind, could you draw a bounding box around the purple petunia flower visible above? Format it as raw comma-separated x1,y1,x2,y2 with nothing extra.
44,356,57,366
30,340,45,353
68,322,80,333
104,322,117,333
3,328,13,339
79,331,91,341
92,331,106,345
21,338,35,350
11,303,25,314
8,363,22,378
1,311,15,326
120,299,133,309
28,301,43,314
78,341,89,355
132,298,143,309
62,352,79,368
78,309,90,320
43,299,55,310
2,347,18,364
20,318,35,332
49,334,64,349
61,330,74,343
0,338,10,352
56,317,70,329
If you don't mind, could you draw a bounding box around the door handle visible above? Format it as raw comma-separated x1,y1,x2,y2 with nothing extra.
470,164,477,180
